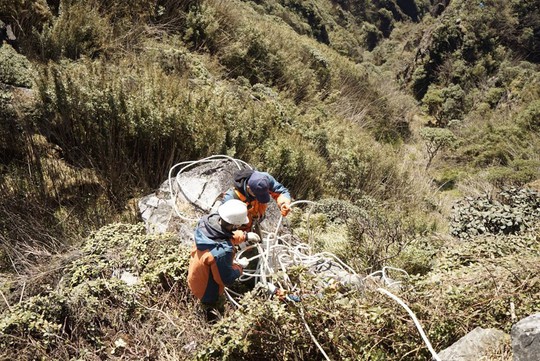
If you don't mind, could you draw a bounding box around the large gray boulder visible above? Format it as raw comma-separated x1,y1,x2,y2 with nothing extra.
436,327,509,361
138,159,282,242
512,313,540,361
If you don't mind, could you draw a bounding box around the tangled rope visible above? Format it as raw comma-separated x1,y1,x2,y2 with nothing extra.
170,156,440,361
231,202,441,361
168,155,252,221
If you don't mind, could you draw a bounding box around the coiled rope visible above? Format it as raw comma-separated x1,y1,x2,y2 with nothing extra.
170,157,440,361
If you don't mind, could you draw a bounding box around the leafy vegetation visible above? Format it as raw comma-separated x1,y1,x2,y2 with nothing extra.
450,187,540,238
1,0,539,359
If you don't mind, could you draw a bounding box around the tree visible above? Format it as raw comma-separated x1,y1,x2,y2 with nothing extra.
420,127,457,170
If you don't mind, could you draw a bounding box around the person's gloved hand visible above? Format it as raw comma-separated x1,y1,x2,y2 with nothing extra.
246,232,261,243
235,257,249,268
286,294,301,302
280,202,291,217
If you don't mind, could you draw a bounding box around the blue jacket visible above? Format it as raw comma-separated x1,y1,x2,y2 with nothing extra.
187,214,244,304
223,170,291,230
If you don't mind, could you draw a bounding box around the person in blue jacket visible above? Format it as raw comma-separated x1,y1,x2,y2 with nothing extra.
188,199,260,320
222,169,292,231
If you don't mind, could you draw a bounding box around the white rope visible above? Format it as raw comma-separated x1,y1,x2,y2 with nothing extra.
168,155,252,221
299,307,331,361
167,158,439,360
231,200,440,360
377,288,441,361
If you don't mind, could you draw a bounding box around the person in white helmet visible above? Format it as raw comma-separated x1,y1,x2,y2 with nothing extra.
187,199,260,319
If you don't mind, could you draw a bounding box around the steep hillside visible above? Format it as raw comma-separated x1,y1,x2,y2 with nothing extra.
0,0,539,359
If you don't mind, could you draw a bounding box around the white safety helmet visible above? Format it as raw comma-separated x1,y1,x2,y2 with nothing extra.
218,199,249,225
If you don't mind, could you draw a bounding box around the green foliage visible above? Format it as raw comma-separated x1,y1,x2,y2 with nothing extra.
517,99,540,131
36,1,112,60
0,44,32,87
507,0,540,63
314,197,364,225
416,229,540,344
142,242,191,291
35,58,226,201
422,84,466,125
456,116,538,173
0,223,196,359
362,22,383,50
419,127,457,169
261,137,326,199
0,0,52,53
199,278,431,360
282,0,330,44
323,128,413,202
450,187,540,238
346,200,416,271
405,0,539,103
183,4,220,52
433,167,461,191
67,223,186,288
377,8,394,37
486,159,540,187
221,27,285,86
3,2,540,358
0,293,65,348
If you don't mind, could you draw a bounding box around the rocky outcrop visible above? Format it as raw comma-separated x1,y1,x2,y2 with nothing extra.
512,313,540,361
436,327,509,361
138,159,282,241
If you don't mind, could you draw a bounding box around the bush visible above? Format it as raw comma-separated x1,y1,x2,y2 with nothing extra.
422,84,466,126
346,200,416,272
220,28,285,86
260,137,326,200
200,224,540,360
0,223,197,360
182,3,219,52
0,44,32,87
517,99,540,131
486,159,540,187
0,0,52,54
36,1,112,60
35,58,228,201
200,276,433,361
450,187,540,238
420,127,457,169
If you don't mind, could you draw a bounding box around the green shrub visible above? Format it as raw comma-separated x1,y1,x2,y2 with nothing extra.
183,3,220,52
323,128,412,202
199,278,432,361
450,187,540,238
0,293,65,349
363,22,383,50
517,99,540,131
346,201,416,272
35,59,229,200
0,223,195,359
486,159,540,187
198,224,540,360
220,28,285,86
0,44,32,87
420,127,457,169
261,137,326,199
433,167,461,191
458,121,530,169
0,0,52,53
423,84,466,125
36,1,112,60
484,87,506,108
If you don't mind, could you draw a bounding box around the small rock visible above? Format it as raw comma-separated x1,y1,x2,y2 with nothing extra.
437,327,509,361
512,313,540,361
